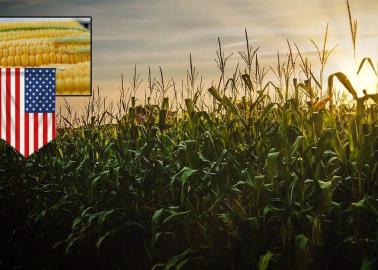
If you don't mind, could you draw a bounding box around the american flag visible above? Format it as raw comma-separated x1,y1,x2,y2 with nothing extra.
0,68,56,158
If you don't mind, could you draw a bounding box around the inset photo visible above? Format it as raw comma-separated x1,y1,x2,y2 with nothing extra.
0,17,91,95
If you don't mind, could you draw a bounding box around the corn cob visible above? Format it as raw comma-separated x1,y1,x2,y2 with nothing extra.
0,39,90,48
0,20,82,30
0,40,90,66
0,29,89,41
0,20,91,95
54,61,91,94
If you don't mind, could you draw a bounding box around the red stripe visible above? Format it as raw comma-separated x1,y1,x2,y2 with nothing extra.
43,113,47,145
15,68,20,151
52,112,56,139
0,68,2,139
34,113,38,153
25,112,29,158
5,68,10,144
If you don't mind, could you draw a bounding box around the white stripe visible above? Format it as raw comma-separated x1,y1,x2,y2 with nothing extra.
1,68,6,141
29,112,34,155
47,113,52,142
38,113,43,148
10,68,15,147
19,69,25,155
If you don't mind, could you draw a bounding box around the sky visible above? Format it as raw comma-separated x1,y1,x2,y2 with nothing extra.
0,0,378,111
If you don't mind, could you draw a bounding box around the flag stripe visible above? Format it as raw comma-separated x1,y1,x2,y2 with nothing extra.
6,68,10,143
43,113,48,145
15,68,20,151
47,113,52,142
29,112,34,155
10,69,15,148
34,113,38,153
52,112,56,139
19,69,25,156
24,112,29,158
38,113,42,149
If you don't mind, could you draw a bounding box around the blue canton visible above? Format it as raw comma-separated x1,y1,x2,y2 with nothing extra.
25,68,56,113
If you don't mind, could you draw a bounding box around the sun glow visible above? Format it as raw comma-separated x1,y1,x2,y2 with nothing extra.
353,66,378,95
334,58,378,98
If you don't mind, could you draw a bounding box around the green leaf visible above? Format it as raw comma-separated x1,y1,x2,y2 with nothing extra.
357,58,377,76
328,72,357,99
163,210,191,225
318,180,331,190
242,74,253,91
96,229,116,253
97,209,114,229
152,208,164,229
295,234,309,250
181,167,198,185
360,256,378,270
164,249,197,270
295,234,311,270
353,196,378,216
58,147,64,159
265,151,280,178
50,35,91,43
258,250,273,270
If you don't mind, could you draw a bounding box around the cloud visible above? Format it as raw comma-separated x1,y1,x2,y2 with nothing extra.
0,0,43,3
0,0,47,8
224,40,258,49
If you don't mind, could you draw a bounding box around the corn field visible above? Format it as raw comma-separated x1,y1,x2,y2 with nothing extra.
1,7,378,270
